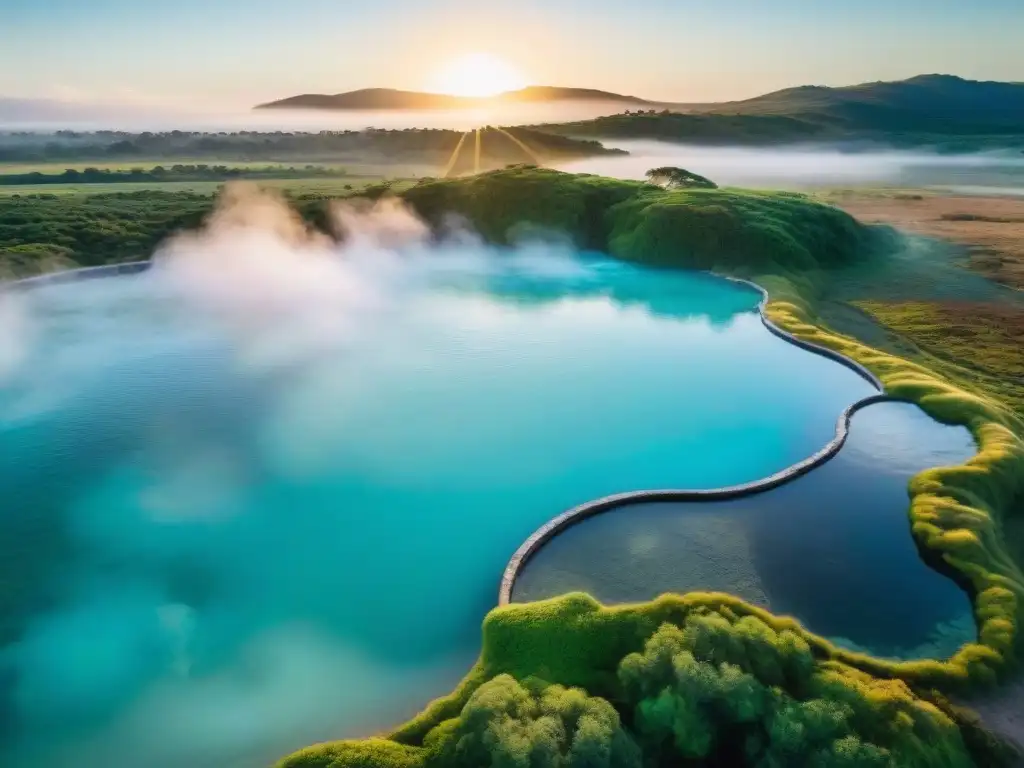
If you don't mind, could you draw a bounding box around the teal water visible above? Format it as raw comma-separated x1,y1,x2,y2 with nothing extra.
0,254,875,767
512,401,977,660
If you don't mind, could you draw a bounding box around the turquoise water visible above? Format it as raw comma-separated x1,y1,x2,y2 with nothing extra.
0,255,875,767
512,401,977,660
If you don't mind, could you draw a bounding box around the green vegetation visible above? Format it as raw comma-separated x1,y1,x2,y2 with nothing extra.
281,597,991,767
0,163,352,186
850,301,1024,419
0,127,620,166
644,166,718,189
0,190,211,276
403,167,887,273
0,186,382,276
0,177,394,199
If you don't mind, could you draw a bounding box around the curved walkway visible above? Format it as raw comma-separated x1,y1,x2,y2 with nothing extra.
9,260,150,288
498,275,893,606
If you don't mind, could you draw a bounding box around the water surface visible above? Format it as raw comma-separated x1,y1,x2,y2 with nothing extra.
0,255,875,767
512,401,977,659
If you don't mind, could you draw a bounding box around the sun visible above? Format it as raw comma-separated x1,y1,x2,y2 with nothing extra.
427,53,527,98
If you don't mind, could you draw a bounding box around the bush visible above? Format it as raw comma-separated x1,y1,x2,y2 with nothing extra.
619,618,973,767
424,675,641,768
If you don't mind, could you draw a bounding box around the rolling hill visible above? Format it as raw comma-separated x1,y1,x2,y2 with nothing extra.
255,86,652,111
541,75,1024,147
689,74,1024,133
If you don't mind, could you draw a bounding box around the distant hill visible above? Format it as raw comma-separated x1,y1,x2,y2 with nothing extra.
541,75,1024,148
690,74,1024,134
255,86,651,111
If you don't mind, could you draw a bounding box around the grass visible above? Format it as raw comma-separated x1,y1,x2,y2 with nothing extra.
0,176,398,198
0,160,354,174
851,301,1024,418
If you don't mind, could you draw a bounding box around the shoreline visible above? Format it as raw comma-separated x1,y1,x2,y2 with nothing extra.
498,272,890,606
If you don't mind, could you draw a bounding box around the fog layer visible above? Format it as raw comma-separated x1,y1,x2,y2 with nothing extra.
557,140,1024,190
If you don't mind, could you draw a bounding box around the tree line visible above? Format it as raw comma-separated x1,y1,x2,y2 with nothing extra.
0,164,350,186
0,127,618,163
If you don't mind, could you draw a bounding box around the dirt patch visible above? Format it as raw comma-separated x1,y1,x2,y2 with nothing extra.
831,192,1024,289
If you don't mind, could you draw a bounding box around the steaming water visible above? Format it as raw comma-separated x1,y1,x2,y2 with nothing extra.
0,223,878,766
512,401,977,661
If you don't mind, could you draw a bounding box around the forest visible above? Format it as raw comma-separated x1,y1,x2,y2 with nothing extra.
0,164,352,186
0,127,623,164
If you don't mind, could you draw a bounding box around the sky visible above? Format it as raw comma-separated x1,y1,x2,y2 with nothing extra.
2,0,1023,108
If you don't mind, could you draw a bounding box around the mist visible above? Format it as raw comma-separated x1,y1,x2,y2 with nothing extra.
557,140,1024,191
0,99,628,133
0,188,617,768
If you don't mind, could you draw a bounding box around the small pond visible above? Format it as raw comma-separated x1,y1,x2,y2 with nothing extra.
512,401,977,660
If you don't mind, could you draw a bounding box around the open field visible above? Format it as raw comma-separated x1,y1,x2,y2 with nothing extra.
0,159,436,175
810,188,1024,422
0,176,398,197
849,300,1024,419
0,160,339,173
827,189,1024,290
0,157,432,197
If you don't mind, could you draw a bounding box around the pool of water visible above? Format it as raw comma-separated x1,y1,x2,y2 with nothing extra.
512,401,977,660
0,251,877,767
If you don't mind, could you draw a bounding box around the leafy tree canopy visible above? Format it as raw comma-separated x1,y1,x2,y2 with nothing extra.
645,166,718,189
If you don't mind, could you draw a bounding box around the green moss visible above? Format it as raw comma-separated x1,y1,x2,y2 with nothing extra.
401,167,886,279
279,740,426,768
283,599,988,767
402,166,641,249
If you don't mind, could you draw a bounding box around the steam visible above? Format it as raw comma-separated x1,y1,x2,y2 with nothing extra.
0,291,31,381
0,187,591,768
0,184,875,768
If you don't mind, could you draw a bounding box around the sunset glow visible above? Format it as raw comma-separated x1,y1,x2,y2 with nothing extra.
427,52,527,97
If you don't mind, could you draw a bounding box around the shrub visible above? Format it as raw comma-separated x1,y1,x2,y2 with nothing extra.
619,619,974,767
423,674,641,768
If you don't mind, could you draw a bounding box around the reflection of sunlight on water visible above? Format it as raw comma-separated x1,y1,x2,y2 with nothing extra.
844,403,976,475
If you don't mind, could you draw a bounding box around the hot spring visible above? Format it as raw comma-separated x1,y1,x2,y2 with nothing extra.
0,195,953,767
